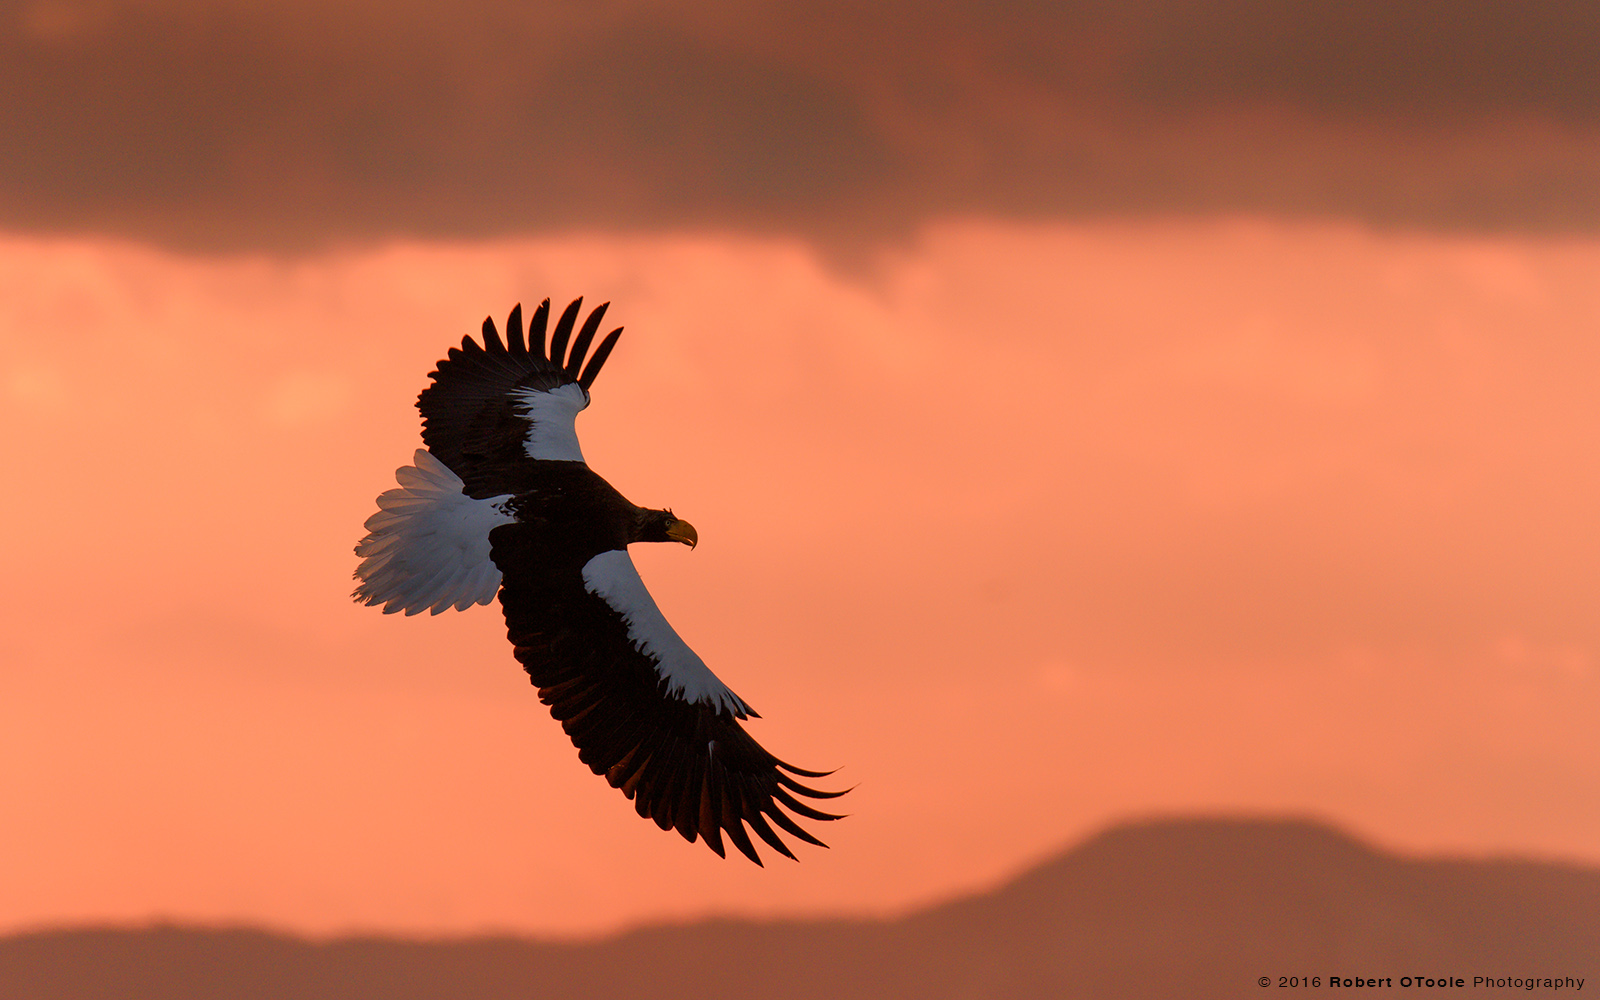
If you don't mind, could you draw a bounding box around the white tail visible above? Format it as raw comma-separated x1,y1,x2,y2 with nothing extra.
352,449,515,615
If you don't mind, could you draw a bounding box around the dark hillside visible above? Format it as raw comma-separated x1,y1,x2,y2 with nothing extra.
4,817,1594,999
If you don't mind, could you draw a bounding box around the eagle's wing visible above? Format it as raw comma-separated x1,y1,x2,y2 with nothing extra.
492,523,846,864
417,299,622,497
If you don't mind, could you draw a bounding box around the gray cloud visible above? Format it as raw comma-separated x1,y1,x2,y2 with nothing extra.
2,0,1597,251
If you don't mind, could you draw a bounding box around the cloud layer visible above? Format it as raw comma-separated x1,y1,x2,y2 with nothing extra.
3,0,1599,251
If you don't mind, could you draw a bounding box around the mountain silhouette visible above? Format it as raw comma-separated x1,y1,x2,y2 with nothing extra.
4,817,1595,999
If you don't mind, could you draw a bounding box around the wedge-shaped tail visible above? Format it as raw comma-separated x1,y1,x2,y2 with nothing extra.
352,449,515,615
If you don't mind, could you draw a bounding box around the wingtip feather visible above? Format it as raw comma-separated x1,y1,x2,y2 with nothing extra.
577,328,623,390
549,297,583,370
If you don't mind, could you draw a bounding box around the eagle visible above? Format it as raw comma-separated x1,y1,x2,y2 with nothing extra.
352,298,844,864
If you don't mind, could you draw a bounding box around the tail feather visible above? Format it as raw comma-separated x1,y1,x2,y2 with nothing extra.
352,449,515,615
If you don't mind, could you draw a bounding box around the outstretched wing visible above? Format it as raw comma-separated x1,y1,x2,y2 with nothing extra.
418,299,623,498
491,523,846,864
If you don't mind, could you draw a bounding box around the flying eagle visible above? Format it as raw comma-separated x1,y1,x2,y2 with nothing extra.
352,298,844,864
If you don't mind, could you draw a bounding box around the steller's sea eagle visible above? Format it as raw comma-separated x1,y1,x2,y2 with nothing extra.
352,298,844,864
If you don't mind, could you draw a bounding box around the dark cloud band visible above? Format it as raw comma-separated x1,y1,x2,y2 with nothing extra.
2,0,1597,251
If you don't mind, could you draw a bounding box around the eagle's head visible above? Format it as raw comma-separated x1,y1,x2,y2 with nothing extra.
636,507,698,549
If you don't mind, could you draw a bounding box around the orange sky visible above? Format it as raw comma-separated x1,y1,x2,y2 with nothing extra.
1,218,1597,938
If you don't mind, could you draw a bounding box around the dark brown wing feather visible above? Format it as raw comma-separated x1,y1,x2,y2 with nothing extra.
417,299,623,498
490,521,845,864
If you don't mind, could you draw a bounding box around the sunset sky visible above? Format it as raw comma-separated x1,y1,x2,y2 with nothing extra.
2,0,1598,940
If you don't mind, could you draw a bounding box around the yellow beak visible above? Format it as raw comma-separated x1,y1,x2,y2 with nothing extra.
665,519,698,549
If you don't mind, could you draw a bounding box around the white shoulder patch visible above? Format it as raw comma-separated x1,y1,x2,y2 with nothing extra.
352,449,516,615
581,549,752,718
513,382,588,462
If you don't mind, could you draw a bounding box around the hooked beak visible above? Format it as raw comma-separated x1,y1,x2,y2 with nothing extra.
665,518,698,549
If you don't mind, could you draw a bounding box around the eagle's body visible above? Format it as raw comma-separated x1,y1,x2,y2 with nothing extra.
353,299,842,864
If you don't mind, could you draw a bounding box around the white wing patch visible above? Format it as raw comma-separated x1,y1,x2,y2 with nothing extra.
582,549,752,718
353,449,515,615
514,382,589,462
